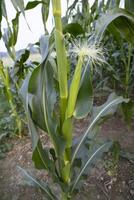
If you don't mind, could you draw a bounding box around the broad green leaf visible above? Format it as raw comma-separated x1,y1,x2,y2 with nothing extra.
74,65,93,119
28,66,48,132
63,23,85,37
95,8,134,44
20,72,55,172
42,61,66,156
71,93,129,164
28,115,54,172
17,166,58,200
25,1,43,10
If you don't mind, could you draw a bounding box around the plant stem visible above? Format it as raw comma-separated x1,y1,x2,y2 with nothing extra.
5,67,22,136
52,0,68,124
125,43,132,98
0,61,22,137
52,0,71,184
62,192,71,200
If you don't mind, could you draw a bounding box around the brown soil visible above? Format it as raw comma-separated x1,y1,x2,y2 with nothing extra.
0,116,134,200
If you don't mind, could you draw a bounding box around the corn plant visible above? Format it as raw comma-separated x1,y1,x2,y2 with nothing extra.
15,1,130,199
0,0,41,136
95,2,134,126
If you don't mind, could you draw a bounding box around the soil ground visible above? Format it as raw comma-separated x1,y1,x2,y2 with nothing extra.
0,116,134,200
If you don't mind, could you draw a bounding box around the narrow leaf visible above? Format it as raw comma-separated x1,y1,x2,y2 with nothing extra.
17,166,57,200
71,94,129,164
71,141,112,193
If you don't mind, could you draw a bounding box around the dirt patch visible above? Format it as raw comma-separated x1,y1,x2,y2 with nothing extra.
0,116,134,200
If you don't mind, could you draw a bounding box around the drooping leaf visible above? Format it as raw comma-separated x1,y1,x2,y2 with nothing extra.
71,141,112,193
25,1,43,10
17,166,58,200
92,92,125,119
71,93,129,164
95,8,134,44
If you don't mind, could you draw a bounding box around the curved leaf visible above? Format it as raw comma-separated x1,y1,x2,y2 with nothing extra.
17,166,58,200
71,93,129,164
71,141,112,193
25,1,43,10
95,8,134,44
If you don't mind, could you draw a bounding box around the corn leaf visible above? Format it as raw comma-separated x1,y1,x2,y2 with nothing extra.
11,0,25,14
63,23,85,37
25,1,43,10
71,141,112,193
17,166,58,200
71,93,129,164
95,8,134,44
42,0,50,33
74,65,93,119
12,12,20,46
